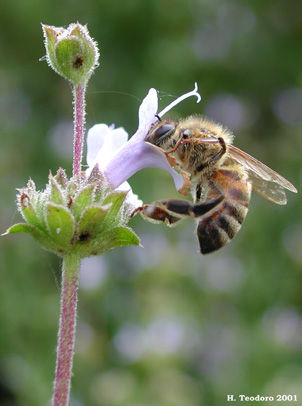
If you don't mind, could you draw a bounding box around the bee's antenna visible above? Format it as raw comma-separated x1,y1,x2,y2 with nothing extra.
155,114,162,121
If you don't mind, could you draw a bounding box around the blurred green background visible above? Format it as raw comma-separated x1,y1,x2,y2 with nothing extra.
0,0,301,405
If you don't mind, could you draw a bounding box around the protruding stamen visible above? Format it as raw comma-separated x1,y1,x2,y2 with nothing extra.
158,82,201,118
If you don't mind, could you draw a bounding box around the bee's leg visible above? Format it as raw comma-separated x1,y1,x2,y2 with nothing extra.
182,136,227,165
190,194,224,217
131,195,224,224
164,128,198,156
131,203,184,226
182,137,219,146
130,205,149,218
164,130,216,157
208,137,227,165
164,134,186,156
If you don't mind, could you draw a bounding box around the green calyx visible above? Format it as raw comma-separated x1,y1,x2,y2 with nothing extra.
41,23,99,86
3,168,140,257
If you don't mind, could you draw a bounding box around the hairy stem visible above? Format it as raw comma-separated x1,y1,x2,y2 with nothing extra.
73,84,86,177
53,254,80,406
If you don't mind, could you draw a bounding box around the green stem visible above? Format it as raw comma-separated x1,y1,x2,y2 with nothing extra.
53,254,80,406
73,84,86,177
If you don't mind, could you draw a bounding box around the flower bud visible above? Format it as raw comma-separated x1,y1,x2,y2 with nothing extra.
41,23,99,85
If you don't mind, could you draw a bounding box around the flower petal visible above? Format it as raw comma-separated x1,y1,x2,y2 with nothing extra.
86,124,108,167
87,124,129,171
104,138,184,191
135,88,158,141
110,127,129,148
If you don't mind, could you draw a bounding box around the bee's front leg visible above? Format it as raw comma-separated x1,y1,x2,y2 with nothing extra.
164,134,186,156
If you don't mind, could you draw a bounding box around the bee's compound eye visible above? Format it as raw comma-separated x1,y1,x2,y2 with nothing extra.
182,129,191,139
153,124,175,140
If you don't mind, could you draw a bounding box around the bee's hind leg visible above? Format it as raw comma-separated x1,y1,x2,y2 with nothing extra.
130,202,184,226
131,195,224,225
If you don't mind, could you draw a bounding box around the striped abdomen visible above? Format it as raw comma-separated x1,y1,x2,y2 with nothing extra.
197,168,252,254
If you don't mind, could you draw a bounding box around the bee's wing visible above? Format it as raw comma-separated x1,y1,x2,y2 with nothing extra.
245,172,289,205
227,144,297,205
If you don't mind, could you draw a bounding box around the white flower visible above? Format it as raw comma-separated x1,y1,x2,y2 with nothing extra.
86,84,201,208
86,124,143,208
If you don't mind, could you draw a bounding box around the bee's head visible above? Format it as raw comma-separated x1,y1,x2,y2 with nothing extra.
145,119,176,147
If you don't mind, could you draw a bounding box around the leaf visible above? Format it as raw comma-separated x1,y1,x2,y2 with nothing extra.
54,167,68,188
48,176,64,204
102,192,127,228
2,222,64,255
77,226,140,257
71,184,95,220
87,164,103,183
46,203,75,246
2,223,37,236
26,178,36,191
42,24,60,72
34,193,48,228
94,183,111,204
95,227,140,253
20,201,42,229
106,226,140,247
77,204,110,237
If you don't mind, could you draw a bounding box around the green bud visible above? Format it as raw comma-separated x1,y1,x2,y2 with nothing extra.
3,169,140,258
41,23,99,85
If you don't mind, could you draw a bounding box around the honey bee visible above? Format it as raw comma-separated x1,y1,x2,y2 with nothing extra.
133,116,298,254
